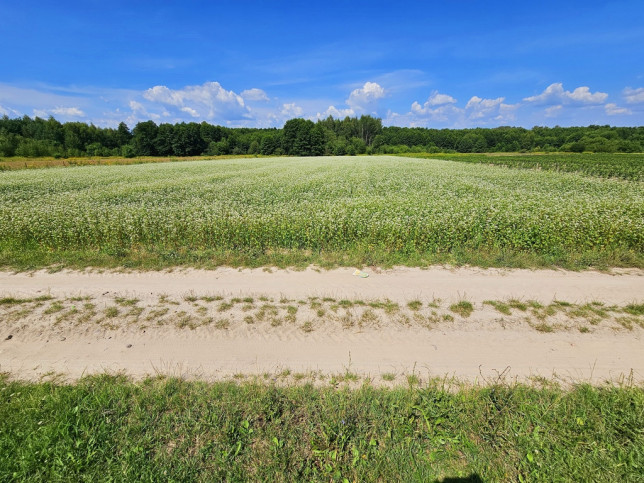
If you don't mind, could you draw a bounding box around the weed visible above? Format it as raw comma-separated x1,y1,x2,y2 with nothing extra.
196,306,208,316
104,306,119,318
360,309,379,326
406,374,420,386
407,300,422,311
450,300,474,318
146,307,169,321
43,301,65,314
508,299,528,311
218,301,234,312
534,322,554,333
484,300,511,315
623,303,644,316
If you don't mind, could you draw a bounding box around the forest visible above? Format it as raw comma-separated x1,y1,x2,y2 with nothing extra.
1,114,643,158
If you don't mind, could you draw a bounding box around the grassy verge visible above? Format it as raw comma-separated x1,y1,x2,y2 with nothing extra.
1,375,642,481
1,243,643,271
0,154,267,170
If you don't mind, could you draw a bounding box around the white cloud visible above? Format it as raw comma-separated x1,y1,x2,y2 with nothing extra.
280,102,303,117
240,88,269,101
523,83,608,105
0,104,18,116
317,105,355,119
605,103,631,115
465,96,514,121
181,106,200,117
545,105,563,117
129,100,144,111
346,81,385,112
51,106,85,117
409,91,459,120
127,100,160,122
410,101,462,120
425,91,457,106
143,81,248,120
623,87,644,104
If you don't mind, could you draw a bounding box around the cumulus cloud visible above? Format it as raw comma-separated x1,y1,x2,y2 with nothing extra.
410,101,462,121
465,96,504,117
394,91,518,127
523,83,608,105
317,105,355,119
623,87,644,104
240,88,269,101
346,81,385,112
465,96,517,122
425,91,457,106
181,106,200,117
51,106,85,117
143,81,248,120
280,102,303,118
605,103,631,115
545,105,563,117
409,91,460,120
128,100,160,122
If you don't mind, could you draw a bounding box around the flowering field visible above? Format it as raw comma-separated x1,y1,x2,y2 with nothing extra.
1,156,642,268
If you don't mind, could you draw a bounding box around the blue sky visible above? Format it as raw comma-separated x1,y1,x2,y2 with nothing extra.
1,0,643,128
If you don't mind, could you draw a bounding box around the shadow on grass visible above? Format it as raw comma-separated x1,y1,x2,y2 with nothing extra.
435,475,484,483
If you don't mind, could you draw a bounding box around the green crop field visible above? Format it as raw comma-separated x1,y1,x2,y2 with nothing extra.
1,155,643,269
400,152,644,181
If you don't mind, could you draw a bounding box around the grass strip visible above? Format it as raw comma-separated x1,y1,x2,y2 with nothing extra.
0,374,642,481
1,243,643,271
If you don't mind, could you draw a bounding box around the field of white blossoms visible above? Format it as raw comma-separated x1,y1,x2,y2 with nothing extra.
1,156,642,268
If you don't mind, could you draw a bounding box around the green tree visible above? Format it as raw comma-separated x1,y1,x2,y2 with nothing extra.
132,121,158,156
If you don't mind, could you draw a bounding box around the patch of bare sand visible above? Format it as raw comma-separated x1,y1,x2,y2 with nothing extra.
1,267,642,385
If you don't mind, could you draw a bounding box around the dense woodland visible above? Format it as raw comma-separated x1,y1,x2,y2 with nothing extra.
1,114,643,158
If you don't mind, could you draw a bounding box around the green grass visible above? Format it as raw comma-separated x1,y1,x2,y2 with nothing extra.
0,375,642,481
450,300,474,318
0,156,642,271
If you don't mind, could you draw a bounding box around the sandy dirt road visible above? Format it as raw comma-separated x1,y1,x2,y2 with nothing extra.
1,267,643,384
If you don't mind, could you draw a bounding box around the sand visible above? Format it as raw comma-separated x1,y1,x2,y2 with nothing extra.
1,266,643,385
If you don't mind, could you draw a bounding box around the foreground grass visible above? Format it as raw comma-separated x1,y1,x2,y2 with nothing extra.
0,375,642,481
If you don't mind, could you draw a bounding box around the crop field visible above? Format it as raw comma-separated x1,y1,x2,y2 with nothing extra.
2,154,644,481
400,152,644,181
1,155,643,269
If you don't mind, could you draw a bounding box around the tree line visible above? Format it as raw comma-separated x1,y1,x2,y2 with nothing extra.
1,114,643,158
